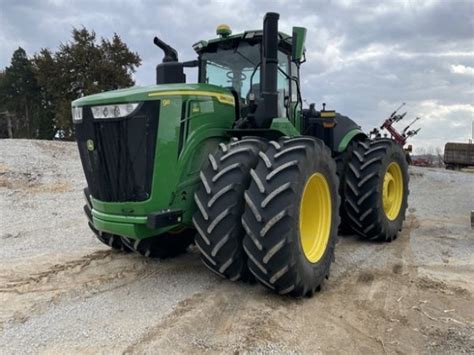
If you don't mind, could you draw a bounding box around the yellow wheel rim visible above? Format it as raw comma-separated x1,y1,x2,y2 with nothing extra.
299,173,332,263
383,162,403,221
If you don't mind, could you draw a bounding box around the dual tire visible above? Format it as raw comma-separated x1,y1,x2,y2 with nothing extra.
193,136,340,297
193,138,267,280
242,137,340,296
340,139,409,241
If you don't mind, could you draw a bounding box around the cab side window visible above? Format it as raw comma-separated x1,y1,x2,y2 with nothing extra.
277,51,290,117
290,62,298,103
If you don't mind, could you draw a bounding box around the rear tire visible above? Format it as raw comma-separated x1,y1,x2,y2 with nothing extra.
193,137,267,281
242,137,340,297
120,229,194,258
334,145,356,235
342,139,409,242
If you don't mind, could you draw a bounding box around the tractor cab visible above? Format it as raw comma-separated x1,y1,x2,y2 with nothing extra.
194,27,300,122
154,14,307,129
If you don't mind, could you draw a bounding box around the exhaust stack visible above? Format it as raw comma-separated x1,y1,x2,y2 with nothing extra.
252,12,280,128
154,36,186,84
153,36,179,63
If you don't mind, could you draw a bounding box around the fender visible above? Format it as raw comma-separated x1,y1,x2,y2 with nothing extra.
333,113,367,152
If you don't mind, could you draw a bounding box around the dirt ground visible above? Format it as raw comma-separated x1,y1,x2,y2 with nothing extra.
0,139,473,354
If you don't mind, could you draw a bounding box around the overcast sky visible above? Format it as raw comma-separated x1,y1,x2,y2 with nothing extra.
1,0,473,152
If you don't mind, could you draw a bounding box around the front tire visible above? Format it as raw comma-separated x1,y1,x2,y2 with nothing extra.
342,139,409,242
193,137,267,281
242,137,340,297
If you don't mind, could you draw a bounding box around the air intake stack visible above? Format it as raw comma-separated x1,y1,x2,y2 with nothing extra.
252,12,280,128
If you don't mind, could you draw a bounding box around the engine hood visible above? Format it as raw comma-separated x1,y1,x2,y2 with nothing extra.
72,83,234,107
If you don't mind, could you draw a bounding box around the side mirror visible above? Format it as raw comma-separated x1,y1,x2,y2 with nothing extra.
291,27,307,63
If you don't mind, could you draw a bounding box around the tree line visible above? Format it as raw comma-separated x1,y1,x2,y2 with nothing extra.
0,28,141,140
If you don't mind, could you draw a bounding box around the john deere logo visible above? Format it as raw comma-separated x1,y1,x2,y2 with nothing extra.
86,139,95,151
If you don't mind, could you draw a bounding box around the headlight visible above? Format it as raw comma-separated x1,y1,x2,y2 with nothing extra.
91,103,140,119
71,106,83,123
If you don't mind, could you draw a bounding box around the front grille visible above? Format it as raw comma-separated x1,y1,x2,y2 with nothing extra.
75,101,160,202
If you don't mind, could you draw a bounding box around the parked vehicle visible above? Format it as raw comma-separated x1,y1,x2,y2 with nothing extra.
444,142,474,170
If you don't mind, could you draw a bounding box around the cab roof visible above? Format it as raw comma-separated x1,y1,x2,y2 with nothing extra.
193,30,293,55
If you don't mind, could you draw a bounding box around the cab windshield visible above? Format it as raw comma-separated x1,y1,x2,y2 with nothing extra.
200,41,290,109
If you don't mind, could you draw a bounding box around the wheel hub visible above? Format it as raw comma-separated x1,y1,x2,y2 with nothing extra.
299,173,332,263
383,162,403,221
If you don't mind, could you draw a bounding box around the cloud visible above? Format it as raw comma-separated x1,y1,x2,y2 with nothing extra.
451,64,474,75
1,0,473,152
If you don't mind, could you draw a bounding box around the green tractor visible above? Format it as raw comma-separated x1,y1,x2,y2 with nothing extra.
73,13,409,297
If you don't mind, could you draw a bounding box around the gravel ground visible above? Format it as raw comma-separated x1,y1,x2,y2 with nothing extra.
0,139,473,354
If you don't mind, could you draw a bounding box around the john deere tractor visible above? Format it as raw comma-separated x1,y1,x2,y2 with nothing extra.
72,13,409,297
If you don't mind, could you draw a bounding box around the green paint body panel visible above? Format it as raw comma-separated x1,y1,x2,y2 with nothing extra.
291,27,307,62
76,83,240,239
337,128,366,152
270,117,300,136
72,83,232,107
